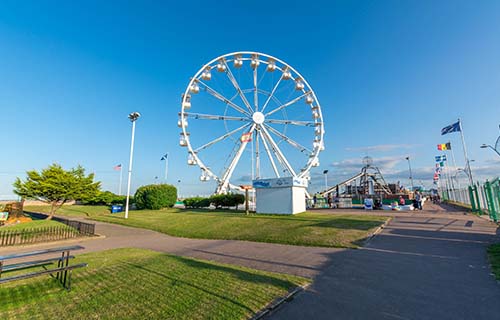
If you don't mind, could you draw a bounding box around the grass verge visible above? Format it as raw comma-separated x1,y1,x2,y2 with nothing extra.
0,248,308,320
487,243,500,280
1,219,69,231
26,205,387,248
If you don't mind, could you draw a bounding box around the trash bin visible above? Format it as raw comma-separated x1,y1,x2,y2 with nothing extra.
111,205,123,213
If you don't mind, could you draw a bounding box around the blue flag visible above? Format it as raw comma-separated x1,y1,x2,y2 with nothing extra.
435,156,442,162
441,121,461,135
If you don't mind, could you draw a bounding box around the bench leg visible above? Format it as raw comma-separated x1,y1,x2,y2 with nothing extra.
63,250,70,288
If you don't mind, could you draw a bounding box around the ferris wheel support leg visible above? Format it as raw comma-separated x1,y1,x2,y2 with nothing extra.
260,125,297,177
258,129,280,178
219,124,256,193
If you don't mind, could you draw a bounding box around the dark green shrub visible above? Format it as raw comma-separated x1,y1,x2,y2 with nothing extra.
209,193,244,209
183,197,212,208
184,197,204,208
84,191,130,206
134,184,177,210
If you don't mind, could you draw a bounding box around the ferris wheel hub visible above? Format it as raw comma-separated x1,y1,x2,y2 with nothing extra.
252,112,265,125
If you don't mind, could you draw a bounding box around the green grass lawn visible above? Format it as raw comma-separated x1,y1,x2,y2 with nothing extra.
1,219,68,231
0,248,308,320
487,243,500,280
25,205,387,248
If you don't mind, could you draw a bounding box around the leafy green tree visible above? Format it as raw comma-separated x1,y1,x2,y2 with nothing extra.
13,163,101,219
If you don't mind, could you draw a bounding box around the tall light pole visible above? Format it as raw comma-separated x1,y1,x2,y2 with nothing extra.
161,153,169,181
405,156,414,191
125,112,141,219
323,169,328,190
480,124,500,157
481,144,500,157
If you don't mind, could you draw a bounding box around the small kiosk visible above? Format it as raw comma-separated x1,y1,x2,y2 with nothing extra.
252,177,308,214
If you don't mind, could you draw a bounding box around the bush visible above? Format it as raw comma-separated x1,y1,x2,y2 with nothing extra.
134,184,177,210
183,197,212,208
84,191,129,206
183,194,245,209
210,193,245,209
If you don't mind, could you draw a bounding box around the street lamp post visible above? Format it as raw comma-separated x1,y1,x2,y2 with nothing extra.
480,124,500,157
405,156,414,191
125,112,141,219
480,144,500,157
323,170,328,190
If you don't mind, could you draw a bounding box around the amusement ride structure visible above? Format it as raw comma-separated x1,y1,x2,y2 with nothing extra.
320,156,395,197
179,52,325,194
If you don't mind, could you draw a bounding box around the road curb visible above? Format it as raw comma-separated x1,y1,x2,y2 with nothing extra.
361,216,392,247
251,283,311,320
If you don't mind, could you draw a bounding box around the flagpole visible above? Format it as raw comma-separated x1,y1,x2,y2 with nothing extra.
443,156,454,201
449,142,461,190
119,166,123,195
458,119,474,186
164,153,169,181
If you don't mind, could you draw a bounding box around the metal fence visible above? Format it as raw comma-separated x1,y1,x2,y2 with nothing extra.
0,226,82,246
26,212,96,236
445,178,500,222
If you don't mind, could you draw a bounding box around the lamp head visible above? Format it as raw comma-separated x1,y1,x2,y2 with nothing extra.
128,112,141,122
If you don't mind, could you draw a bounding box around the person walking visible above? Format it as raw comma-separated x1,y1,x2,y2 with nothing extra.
415,191,423,210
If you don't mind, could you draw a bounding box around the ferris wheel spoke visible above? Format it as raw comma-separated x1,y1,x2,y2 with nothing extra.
265,91,311,117
265,119,315,127
260,125,297,177
198,80,251,116
264,124,312,154
183,112,250,122
219,124,256,191
260,75,283,113
258,129,280,178
222,60,254,114
194,123,251,153
253,66,258,112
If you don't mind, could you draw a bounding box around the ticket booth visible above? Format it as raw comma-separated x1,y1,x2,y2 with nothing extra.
252,177,308,214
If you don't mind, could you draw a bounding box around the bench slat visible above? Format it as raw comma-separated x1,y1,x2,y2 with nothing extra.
2,256,75,272
0,245,84,261
0,263,88,284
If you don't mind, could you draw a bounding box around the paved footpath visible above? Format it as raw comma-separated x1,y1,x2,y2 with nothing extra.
0,215,339,278
270,203,500,320
1,204,500,319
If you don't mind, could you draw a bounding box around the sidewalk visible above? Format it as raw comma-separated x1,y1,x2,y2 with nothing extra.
0,214,341,278
269,203,500,320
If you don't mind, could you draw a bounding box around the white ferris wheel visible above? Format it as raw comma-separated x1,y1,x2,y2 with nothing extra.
179,51,325,194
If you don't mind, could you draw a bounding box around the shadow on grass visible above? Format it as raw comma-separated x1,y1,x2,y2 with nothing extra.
122,255,299,313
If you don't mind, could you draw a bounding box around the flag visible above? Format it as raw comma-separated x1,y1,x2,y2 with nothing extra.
240,132,252,143
435,156,442,162
161,154,168,161
440,161,444,167
437,142,451,150
442,155,447,161
441,121,461,135
113,164,122,171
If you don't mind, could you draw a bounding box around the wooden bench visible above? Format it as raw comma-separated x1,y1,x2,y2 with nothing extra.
0,245,87,290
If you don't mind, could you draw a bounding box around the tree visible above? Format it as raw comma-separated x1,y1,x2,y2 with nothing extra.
13,163,101,219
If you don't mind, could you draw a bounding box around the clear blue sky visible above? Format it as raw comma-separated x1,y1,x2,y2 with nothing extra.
1,0,500,198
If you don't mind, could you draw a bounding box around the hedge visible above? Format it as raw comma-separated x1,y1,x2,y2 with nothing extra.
84,191,129,206
134,184,177,210
183,194,245,209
